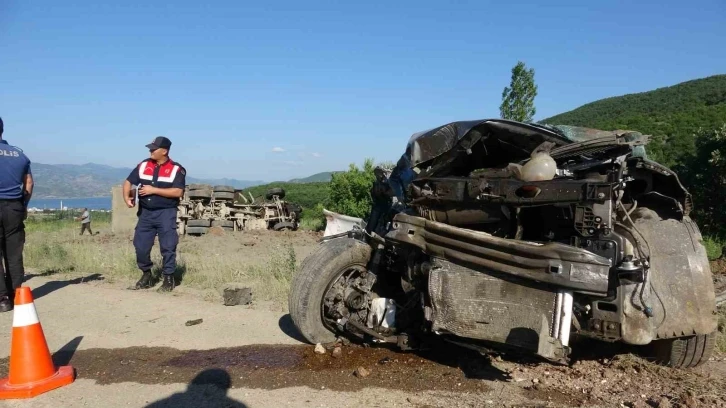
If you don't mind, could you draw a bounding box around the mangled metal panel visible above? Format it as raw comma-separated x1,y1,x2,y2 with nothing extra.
386,213,612,294
428,257,567,362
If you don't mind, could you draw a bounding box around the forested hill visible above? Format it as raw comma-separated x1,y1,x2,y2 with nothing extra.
541,75,726,167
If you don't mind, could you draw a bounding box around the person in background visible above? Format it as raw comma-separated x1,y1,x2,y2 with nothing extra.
123,136,186,293
78,207,92,235
0,117,33,312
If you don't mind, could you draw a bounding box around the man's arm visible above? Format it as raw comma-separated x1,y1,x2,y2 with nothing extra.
22,173,33,207
139,185,184,198
122,179,135,208
124,163,142,208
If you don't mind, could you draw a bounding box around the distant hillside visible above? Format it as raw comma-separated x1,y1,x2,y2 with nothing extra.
289,171,335,183
30,163,265,198
541,74,726,167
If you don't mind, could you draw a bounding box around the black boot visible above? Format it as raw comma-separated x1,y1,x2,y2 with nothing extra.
132,271,153,290
158,274,175,292
0,296,12,313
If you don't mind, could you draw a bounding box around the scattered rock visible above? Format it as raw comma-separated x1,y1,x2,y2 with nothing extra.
532,378,540,384
683,396,699,408
185,319,203,326
354,367,370,378
314,343,326,355
654,397,672,408
332,347,342,359
624,400,649,408
223,287,253,306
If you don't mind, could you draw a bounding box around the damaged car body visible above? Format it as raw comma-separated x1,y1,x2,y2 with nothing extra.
288,119,718,367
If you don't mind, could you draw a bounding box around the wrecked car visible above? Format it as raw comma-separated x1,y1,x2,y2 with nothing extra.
288,119,718,367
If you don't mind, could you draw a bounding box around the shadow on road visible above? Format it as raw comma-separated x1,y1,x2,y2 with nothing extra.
31,273,105,300
277,314,307,343
144,368,248,408
23,269,66,282
52,336,84,367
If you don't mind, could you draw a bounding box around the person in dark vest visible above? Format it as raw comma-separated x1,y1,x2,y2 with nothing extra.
123,136,186,292
0,117,34,312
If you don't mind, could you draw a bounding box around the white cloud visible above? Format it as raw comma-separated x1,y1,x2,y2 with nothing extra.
271,147,285,153
311,152,322,158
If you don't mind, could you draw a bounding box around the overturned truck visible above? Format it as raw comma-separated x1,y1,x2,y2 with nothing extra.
177,185,301,235
289,119,718,368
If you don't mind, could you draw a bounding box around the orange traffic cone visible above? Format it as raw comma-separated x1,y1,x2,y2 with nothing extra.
0,287,75,399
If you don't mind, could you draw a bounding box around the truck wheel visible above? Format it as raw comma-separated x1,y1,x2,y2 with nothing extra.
211,220,235,228
188,183,211,190
213,185,235,193
188,219,211,227
265,187,286,200
188,189,212,200
288,237,372,344
273,221,295,231
651,332,716,368
213,191,235,201
186,226,208,235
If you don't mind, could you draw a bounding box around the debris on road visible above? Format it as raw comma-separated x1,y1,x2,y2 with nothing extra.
332,347,342,359
223,287,253,306
314,343,326,355
354,367,370,378
185,319,203,326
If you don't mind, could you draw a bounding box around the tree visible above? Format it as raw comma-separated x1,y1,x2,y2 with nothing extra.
500,61,538,122
325,158,376,219
680,124,726,240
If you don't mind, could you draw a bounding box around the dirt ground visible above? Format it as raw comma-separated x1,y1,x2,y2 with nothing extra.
713,260,726,295
176,229,323,270
1,230,724,407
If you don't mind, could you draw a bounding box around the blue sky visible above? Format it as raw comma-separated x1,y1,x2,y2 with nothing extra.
1,0,724,181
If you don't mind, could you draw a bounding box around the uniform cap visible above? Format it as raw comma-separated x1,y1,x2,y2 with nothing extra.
146,136,171,150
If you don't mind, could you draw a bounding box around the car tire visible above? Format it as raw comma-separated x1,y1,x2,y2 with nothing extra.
288,237,372,344
651,332,717,368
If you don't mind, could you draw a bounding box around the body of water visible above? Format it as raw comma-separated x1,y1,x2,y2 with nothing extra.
29,197,112,210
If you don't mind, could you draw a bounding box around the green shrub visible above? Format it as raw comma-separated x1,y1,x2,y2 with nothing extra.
704,236,724,260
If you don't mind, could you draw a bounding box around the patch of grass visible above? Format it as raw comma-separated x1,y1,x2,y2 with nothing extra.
299,217,324,231
299,203,325,231
22,220,314,308
25,210,111,233
704,236,724,260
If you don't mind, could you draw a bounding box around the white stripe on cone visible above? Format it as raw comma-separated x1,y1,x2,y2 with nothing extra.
12,303,40,327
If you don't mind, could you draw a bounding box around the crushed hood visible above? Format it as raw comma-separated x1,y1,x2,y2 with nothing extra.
404,119,648,169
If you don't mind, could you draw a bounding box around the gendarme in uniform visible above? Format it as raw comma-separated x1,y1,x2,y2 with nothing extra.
124,136,186,292
0,117,34,312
